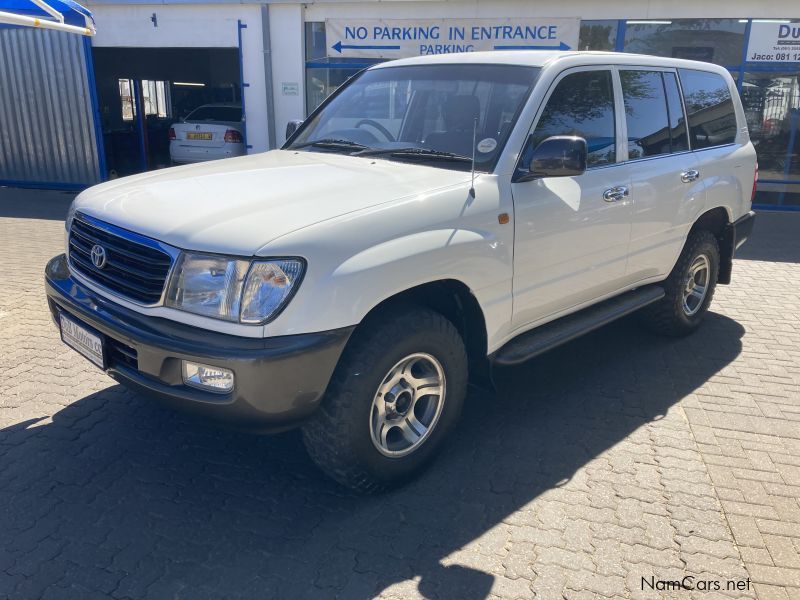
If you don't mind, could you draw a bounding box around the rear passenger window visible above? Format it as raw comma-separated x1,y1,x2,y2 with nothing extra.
620,70,671,159
663,72,689,152
531,70,616,167
678,69,738,149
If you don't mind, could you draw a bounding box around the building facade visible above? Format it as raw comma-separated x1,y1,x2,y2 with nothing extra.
1,0,798,209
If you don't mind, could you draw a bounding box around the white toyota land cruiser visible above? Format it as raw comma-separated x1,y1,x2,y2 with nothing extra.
46,51,756,492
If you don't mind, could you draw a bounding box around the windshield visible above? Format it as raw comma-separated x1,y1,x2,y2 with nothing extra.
186,106,242,122
288,64,539,172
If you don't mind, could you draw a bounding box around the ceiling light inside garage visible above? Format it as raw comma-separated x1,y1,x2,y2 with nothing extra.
174,82,205,87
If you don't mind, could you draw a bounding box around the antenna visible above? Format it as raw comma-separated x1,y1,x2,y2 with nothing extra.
469,116,477,198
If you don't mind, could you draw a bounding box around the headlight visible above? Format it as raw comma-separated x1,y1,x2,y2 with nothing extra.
165,252,305,324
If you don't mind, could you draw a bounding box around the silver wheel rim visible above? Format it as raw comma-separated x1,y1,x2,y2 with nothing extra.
682,254,710,316
369,352,446,458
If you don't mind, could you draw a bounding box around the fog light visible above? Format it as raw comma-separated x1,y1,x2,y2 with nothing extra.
182,361,234,393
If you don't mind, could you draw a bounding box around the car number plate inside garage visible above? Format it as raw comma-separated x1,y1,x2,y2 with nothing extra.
60,313,105,368
187,132,212,140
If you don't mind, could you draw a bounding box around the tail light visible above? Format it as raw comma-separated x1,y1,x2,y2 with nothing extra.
224,129,243,143
751,162,758,203
168,127,176,140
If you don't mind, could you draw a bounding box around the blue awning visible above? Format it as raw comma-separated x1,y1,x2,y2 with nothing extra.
0,0,95,35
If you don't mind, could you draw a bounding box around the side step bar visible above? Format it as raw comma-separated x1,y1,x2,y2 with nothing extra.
491,285,665,367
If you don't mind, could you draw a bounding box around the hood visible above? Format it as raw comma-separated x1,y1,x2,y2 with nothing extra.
74,150,471,256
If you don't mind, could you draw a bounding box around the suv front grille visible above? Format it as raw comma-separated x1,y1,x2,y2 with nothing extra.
68,215,174,304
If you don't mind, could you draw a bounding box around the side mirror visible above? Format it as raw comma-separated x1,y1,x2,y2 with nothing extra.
285,119,304,140
519,135,587,182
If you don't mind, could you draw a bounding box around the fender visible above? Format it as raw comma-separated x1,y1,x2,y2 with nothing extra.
260,177,515,350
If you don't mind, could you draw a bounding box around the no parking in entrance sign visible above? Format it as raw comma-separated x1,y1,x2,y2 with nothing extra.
326,18,580,59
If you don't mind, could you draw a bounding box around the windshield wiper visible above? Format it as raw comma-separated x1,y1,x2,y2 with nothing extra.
292,138,372,152
355,147,472,163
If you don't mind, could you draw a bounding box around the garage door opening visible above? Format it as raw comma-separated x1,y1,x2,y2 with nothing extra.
92,47,242,177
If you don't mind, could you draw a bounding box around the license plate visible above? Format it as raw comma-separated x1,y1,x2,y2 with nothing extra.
60,314,105,369
187,132,212,140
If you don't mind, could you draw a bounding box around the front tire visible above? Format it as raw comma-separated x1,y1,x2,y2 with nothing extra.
640,229,720,336
302,307,468,493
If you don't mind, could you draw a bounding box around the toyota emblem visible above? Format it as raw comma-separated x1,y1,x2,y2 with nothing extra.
90,244,107,269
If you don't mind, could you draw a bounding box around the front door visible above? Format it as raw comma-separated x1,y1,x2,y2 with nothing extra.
510,67,633,329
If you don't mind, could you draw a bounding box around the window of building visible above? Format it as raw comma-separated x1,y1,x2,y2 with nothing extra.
623,19,747,67
530,70,616,167
119,79,170,121
620,70,672,159
119,79,134,121
678,69,738,149
579,20,618,51
143,80,170,119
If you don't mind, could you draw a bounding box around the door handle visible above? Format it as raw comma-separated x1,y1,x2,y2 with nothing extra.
681,169,700,183
603,186,629,202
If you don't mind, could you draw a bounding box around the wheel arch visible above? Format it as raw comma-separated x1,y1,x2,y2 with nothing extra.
352,279,490,386
689,206,734,284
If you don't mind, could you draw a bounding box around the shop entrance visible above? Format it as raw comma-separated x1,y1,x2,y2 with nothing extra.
740,69,800,206
92,47,242,177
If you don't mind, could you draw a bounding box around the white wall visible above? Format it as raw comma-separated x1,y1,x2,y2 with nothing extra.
84,0,800,155
302,0,800,20
269,3,305,145
88,3,270,152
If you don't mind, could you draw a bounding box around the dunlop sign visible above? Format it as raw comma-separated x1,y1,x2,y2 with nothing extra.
746,21,800,63
326,18,580,59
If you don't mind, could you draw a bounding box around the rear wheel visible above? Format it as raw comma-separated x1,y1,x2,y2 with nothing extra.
302,307,468,493
640,229,720,336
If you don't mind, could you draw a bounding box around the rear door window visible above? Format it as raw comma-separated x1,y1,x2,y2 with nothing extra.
663,72,689,152
620,70,671,159
530,69,617,167
678,69,737,149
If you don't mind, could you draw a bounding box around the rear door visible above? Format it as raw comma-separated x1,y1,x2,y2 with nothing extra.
510,66,633,329
622,68,705,281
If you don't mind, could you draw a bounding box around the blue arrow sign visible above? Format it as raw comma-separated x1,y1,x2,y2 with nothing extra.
332,40,402,53
494,41,571,50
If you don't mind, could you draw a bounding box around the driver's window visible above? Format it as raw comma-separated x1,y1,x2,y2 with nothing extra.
527,69,617,168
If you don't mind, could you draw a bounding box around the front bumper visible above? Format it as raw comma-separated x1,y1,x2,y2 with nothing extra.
45,253,353,432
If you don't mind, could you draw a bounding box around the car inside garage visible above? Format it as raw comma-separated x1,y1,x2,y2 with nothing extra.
91,47,242,177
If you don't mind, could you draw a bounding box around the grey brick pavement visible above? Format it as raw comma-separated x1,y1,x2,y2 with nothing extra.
1,186,798,599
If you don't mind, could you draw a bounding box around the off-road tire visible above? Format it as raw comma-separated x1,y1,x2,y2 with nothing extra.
302,307,468,493
640,229,720,336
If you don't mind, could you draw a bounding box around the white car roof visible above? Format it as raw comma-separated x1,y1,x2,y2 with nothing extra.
370,51,731,75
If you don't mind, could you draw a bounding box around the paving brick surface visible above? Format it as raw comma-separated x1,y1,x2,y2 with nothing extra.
1,187,798,599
